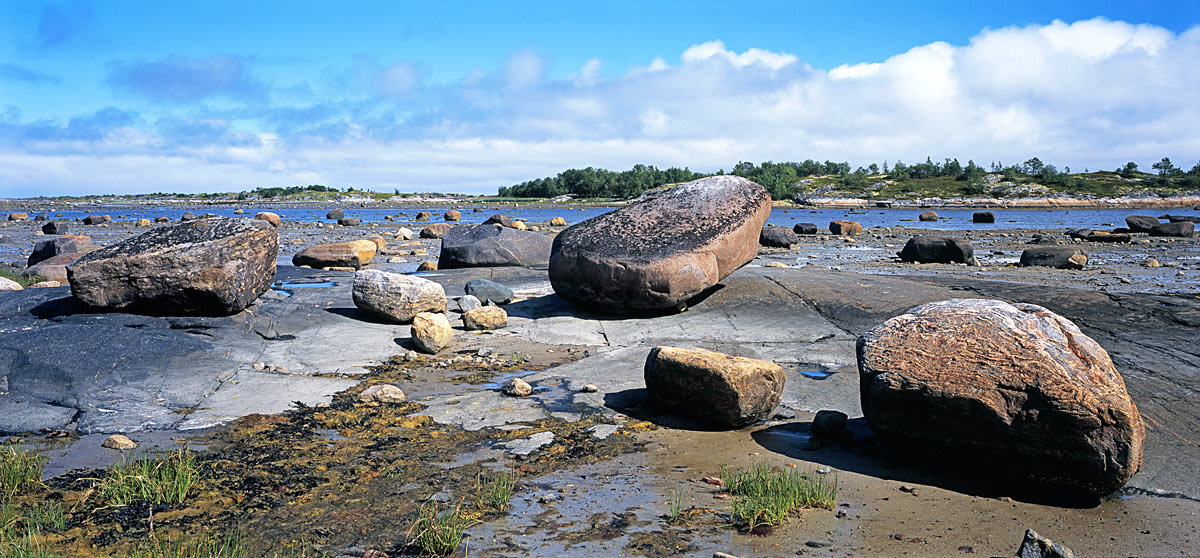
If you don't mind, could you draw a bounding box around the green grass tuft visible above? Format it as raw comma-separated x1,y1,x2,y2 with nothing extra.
407,501,480,557
667,488,685,524
0,446,45,502
474,468,517,513
721,463,837,531
0,267,43,288
98,449,198,507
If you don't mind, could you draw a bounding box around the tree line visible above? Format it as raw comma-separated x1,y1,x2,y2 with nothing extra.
497,157,1200,200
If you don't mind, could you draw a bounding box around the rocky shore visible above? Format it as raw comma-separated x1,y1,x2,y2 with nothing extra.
0,183,1196,557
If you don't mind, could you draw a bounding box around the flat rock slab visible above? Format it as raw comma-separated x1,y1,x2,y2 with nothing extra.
0,266,410,434
177,369,358,430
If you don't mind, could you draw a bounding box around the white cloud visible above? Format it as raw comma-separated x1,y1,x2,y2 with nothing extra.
2,17,1199,195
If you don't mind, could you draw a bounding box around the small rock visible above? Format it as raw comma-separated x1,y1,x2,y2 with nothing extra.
713,552,739,558
254,212,281,227
417,260,438,271
359,384,406,404
463,306,507,330
1017,528,1076,558
765,262,789,268
550,216,568,226
444,210,462,222
326,209,344,220
503,377,532,397
396,227,414,240
811,409,848,438
420,223,455,238
102,434,137,450
581,384,598,393
918,211,938,221
805,541,832,548
338,218,362,227
476,347,494,357
411,312,453,353
0,277,23,290
464,278,514,304
352,269,446,323
1144,258,1161,268
456,295,482,313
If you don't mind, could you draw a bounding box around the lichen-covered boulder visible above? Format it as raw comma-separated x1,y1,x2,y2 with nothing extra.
352,270,446,323
439,224,553,268
549,176,771,311
67,217,279,316
857,298,1144,497
644,346,785,428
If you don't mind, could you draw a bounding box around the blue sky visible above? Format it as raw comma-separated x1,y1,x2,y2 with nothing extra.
1,1,1198,196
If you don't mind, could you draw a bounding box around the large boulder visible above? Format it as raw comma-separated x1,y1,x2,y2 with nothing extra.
857,299,1144,497
292,240,377,269
973,211,995,224
829,220,862,235
1019,246,1088,269
792,223,818,235
1124,215,1159,232
82,215,109,225
644,346,785,428
254,212,281,227
549,176,771,311
918,211,938,221
28,235,97,267
1149,221,1194,237
897,236,974,264
444,210,462,222
352,270,446,323
439,224,553,268
326,209,344,220
1160,214,1200,223
419,223,455,239
67,217,279,316
759,225,799,248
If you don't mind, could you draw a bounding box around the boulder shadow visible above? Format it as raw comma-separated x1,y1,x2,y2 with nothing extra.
30,296,99,320
751,418,1101,508
323,306,397,325
602,388,762,433
503,283,728,321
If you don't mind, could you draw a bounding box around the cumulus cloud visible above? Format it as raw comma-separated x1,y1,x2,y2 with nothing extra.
3,17,1199,195
106,54,264,101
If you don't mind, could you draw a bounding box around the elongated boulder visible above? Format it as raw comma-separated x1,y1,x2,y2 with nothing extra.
462,306,507,330
8,212,28,221
419,223,455,238
352,269,446,323
857,299,1144,497
644,346,785,428
1125,215,1159,233
292,240,377,269
829,220,862,235
918,210,938,221
1149,221,1193,237
549,176,771,311
439,224,553,268
973,211,995,224
793,223,818,235
67,217,279,316
898,236,974,264
83,215,108,225
1020,246,1087,269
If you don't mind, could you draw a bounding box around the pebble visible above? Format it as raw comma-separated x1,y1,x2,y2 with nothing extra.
503,377,532,397
476,347,494,357
102,434,137,450
817,466,832,474
580,384,598,393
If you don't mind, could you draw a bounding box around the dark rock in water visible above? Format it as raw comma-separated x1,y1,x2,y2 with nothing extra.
1017,529,1075,558
898,236,974,264
326,209,344,220
34,213,48,221
439,224,552,268
1125,215,1159,232
760,225,799,247
337,217,361,227
858,299,1144,497
419,223,455,239
464,278,514,305
82,215,109,225
1160,214,1200,223
972,211,995,224
24,252,81,283
645,346,785,428
68,217,279,316
918,211,938,221
829,220,862,235
444,210,461,221
28,235,97,267
812,409,848,438
793,223,818,235
41,221,69,235
1020,246,1087,269
1149,221,1194,237
414,211,432,221
483,214,515,228
549,175,771,311
180,212,196,222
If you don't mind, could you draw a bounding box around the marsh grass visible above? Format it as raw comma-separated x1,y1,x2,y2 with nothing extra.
98,449,197,506
0,446,45,502
667,488,685,524
407,501,480,557
721,463,837,532
474,468,517,513
0,267,42,288
0,501,66,558
118,527,312,558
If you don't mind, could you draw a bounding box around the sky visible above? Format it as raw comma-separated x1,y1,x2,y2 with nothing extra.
1,1,1199,196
